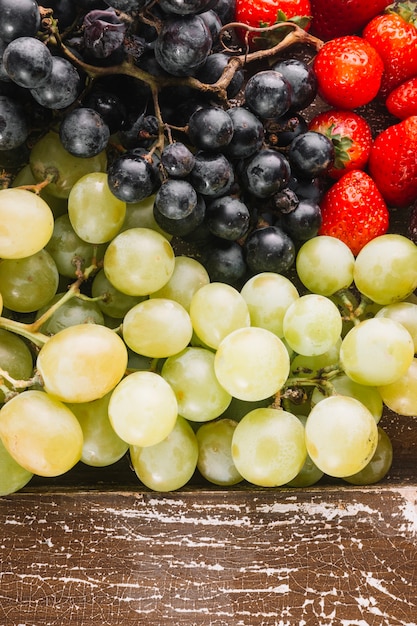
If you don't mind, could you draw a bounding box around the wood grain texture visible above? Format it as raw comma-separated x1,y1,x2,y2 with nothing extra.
1,483,416,625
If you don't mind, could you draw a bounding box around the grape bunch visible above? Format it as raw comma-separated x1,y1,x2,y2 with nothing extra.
0,0,416,496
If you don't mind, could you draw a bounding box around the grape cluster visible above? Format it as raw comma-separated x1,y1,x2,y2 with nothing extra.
0,0,416,496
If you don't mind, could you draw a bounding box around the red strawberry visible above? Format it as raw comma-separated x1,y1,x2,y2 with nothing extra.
308,110,373,179
363,2,417,98
367,116,417,208
386,77,417,119
313,36,384,109
235,0,311,49
318,169,389,255
309,0,391,41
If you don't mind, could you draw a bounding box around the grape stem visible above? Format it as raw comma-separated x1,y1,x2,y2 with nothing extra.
0,368,43,392
336,288,374,325
273,365,343,409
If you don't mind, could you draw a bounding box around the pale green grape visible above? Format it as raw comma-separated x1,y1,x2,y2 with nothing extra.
66,392,128,467
214,327,290,402
30,130,107,199
378,358,417,416
375,302,417,352
129,415,198,492
150,256,210,312
311,373,383,423
46,214,107,278
68,172,126,244
343,427,393,485
189,282,250,349
108,370,178,446
0,249,59,313
0,329,34,403
123,298,193,358
296,236,355,296
290,339,341,378
0,437,33,495
219,396,272,422
283,294,342,356
12,164,68,218
231,408,307,487
240,272,299,337
161,347,232,422
91,269,145,319
0,188,54,259
340,317,414,386
286,415,323,487
0,390,83,477
305,395,378,477
196,418,243,486
121,194,172,240
35,293,104,334
36,324,128,403
353,234,417,305
103,228,175,296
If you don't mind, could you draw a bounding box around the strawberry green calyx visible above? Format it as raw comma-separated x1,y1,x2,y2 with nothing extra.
324,125,354,170
387,1,417,26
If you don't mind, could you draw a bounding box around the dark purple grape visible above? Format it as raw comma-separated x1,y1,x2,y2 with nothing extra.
199,10,223,45
59,108,110,158
107,150,160,203
153,179,206,236
279,198,322,241
154,15,212,77
264,113,308,148
3,37,53,89
204,239,247,285
119,113,159,150
240,149,291,199
30,56,81,109
272,59,317,113
84,90,127,134
288,175,324,203
273,188,299,214
160,142,195,178
244,225,295,274
0,40,12,82
187,106,234,152
206,195,250,240
159,0,215,15
0,0,41,42
195,52,244,98
288,131,335,179
83,9,127,59
244,70,292,120
0,95,28,149
189,151,235,198
211,0,236,24
103,0,150,11
225,107,264,160
41,0,77,29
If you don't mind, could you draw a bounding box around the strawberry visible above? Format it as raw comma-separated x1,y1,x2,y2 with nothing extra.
234,0,311,49
367,116,417,208
363,2,417,98
309,0,391,41
308,110,373,179
386,77,417,119
318,170,389,255
313,36,384,109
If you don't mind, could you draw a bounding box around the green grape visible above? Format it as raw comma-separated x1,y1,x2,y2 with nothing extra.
161,347,232,422
375,302,417,352
189,282,250,349
30,130,107,199
129,415,198,492
286,415,323,487
123,298,193,358
353,234,417,305
283,294,342,356
0,390,83,477
108,370,178,447
66,392,128,467
150,256,210,312
91,269,145,319
196,418,243,486
35,293,104,334
290,339,341,377
340,317,414,386
46,214,107,278
378,358,417,416
296,236,355,296
231,408,307,487
214,327,290,402
305,395,378,478
240,272,299,338
0,249,59,313
121,194,172,240
343,427,393,485
0,188,54,259
68,172,126,244
219,396,272,422
0,329,34,403
0,437,33,496
103,228,175,296
12,164,68,218
311,373,383,423
36,324,128,403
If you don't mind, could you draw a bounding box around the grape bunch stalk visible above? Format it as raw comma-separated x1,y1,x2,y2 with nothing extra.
0,0,416,495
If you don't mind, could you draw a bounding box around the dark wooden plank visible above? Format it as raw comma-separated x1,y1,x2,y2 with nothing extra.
1,484,416,625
